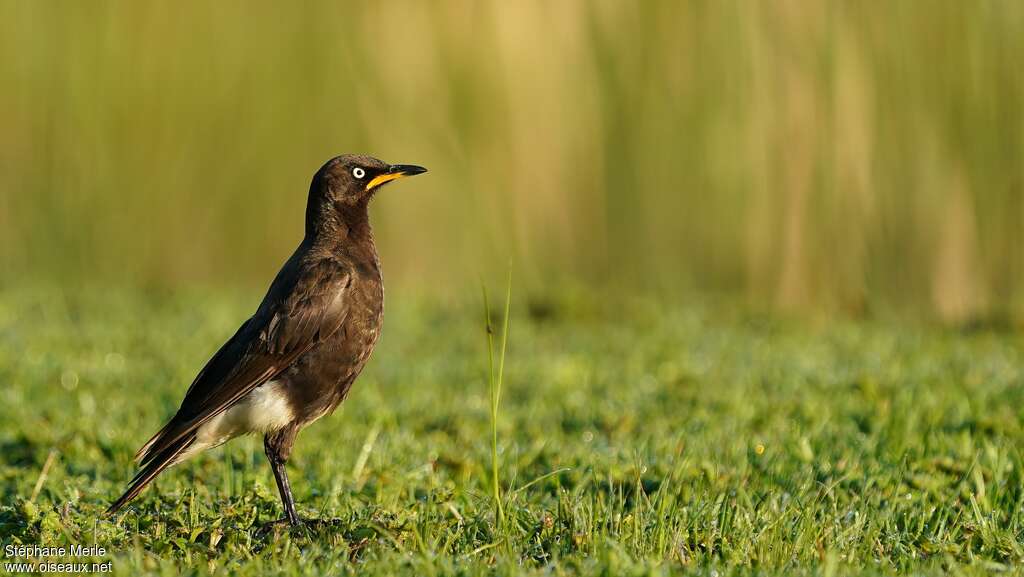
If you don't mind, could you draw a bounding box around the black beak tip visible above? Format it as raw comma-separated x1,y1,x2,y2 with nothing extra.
390,164,428,176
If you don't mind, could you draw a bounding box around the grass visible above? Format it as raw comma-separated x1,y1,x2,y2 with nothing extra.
483,271,513,534
1,285,1024,576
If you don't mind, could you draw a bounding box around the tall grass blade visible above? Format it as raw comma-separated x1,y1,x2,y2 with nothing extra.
481,268,512,533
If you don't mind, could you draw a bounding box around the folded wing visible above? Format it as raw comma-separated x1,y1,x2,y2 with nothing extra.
108,256,351,513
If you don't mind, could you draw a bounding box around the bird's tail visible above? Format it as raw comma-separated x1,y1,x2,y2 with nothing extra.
106,430,195,515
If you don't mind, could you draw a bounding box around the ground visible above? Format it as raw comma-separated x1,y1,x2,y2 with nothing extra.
0,286,1022,576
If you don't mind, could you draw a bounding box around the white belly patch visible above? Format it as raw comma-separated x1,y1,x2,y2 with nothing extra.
176,380,294,462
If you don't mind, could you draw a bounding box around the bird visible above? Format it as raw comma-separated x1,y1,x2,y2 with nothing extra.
107,154,427,525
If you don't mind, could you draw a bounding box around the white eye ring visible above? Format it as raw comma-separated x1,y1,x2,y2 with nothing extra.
352,167,366,179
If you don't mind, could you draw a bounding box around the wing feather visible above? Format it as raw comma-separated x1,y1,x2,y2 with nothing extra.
133,256,351,468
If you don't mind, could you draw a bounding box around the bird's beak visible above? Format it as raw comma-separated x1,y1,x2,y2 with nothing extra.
365,164,428,191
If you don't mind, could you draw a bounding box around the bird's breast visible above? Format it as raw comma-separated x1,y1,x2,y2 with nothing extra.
298,273,383,416
279,248,384,426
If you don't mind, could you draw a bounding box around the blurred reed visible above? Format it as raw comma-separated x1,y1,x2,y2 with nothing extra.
1,1,1021,321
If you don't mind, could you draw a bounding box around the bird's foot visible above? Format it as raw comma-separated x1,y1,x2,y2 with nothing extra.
256,516,349,539
256,516,305,537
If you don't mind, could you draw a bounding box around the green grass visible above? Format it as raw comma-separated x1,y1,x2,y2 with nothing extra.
1,285,1023,576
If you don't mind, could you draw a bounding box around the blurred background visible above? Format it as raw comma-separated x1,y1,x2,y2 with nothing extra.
1,1,1021,321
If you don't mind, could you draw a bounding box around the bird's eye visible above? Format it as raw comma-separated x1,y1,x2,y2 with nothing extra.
352,167,366,179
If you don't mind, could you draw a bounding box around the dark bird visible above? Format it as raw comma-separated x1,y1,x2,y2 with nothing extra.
107,154,427,525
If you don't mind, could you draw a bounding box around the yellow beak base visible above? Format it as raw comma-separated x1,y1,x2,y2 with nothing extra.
365,172,407,191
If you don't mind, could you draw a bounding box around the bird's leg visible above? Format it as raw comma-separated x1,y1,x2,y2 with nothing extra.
270,458,300,526
264,428,301,526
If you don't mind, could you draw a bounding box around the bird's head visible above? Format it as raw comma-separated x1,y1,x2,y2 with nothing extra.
315,154,427,205
306,154,427,233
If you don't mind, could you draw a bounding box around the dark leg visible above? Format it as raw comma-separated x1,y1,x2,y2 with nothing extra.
264,428,301,526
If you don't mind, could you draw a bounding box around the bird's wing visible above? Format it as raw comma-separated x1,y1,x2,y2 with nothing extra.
135,256,352,467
